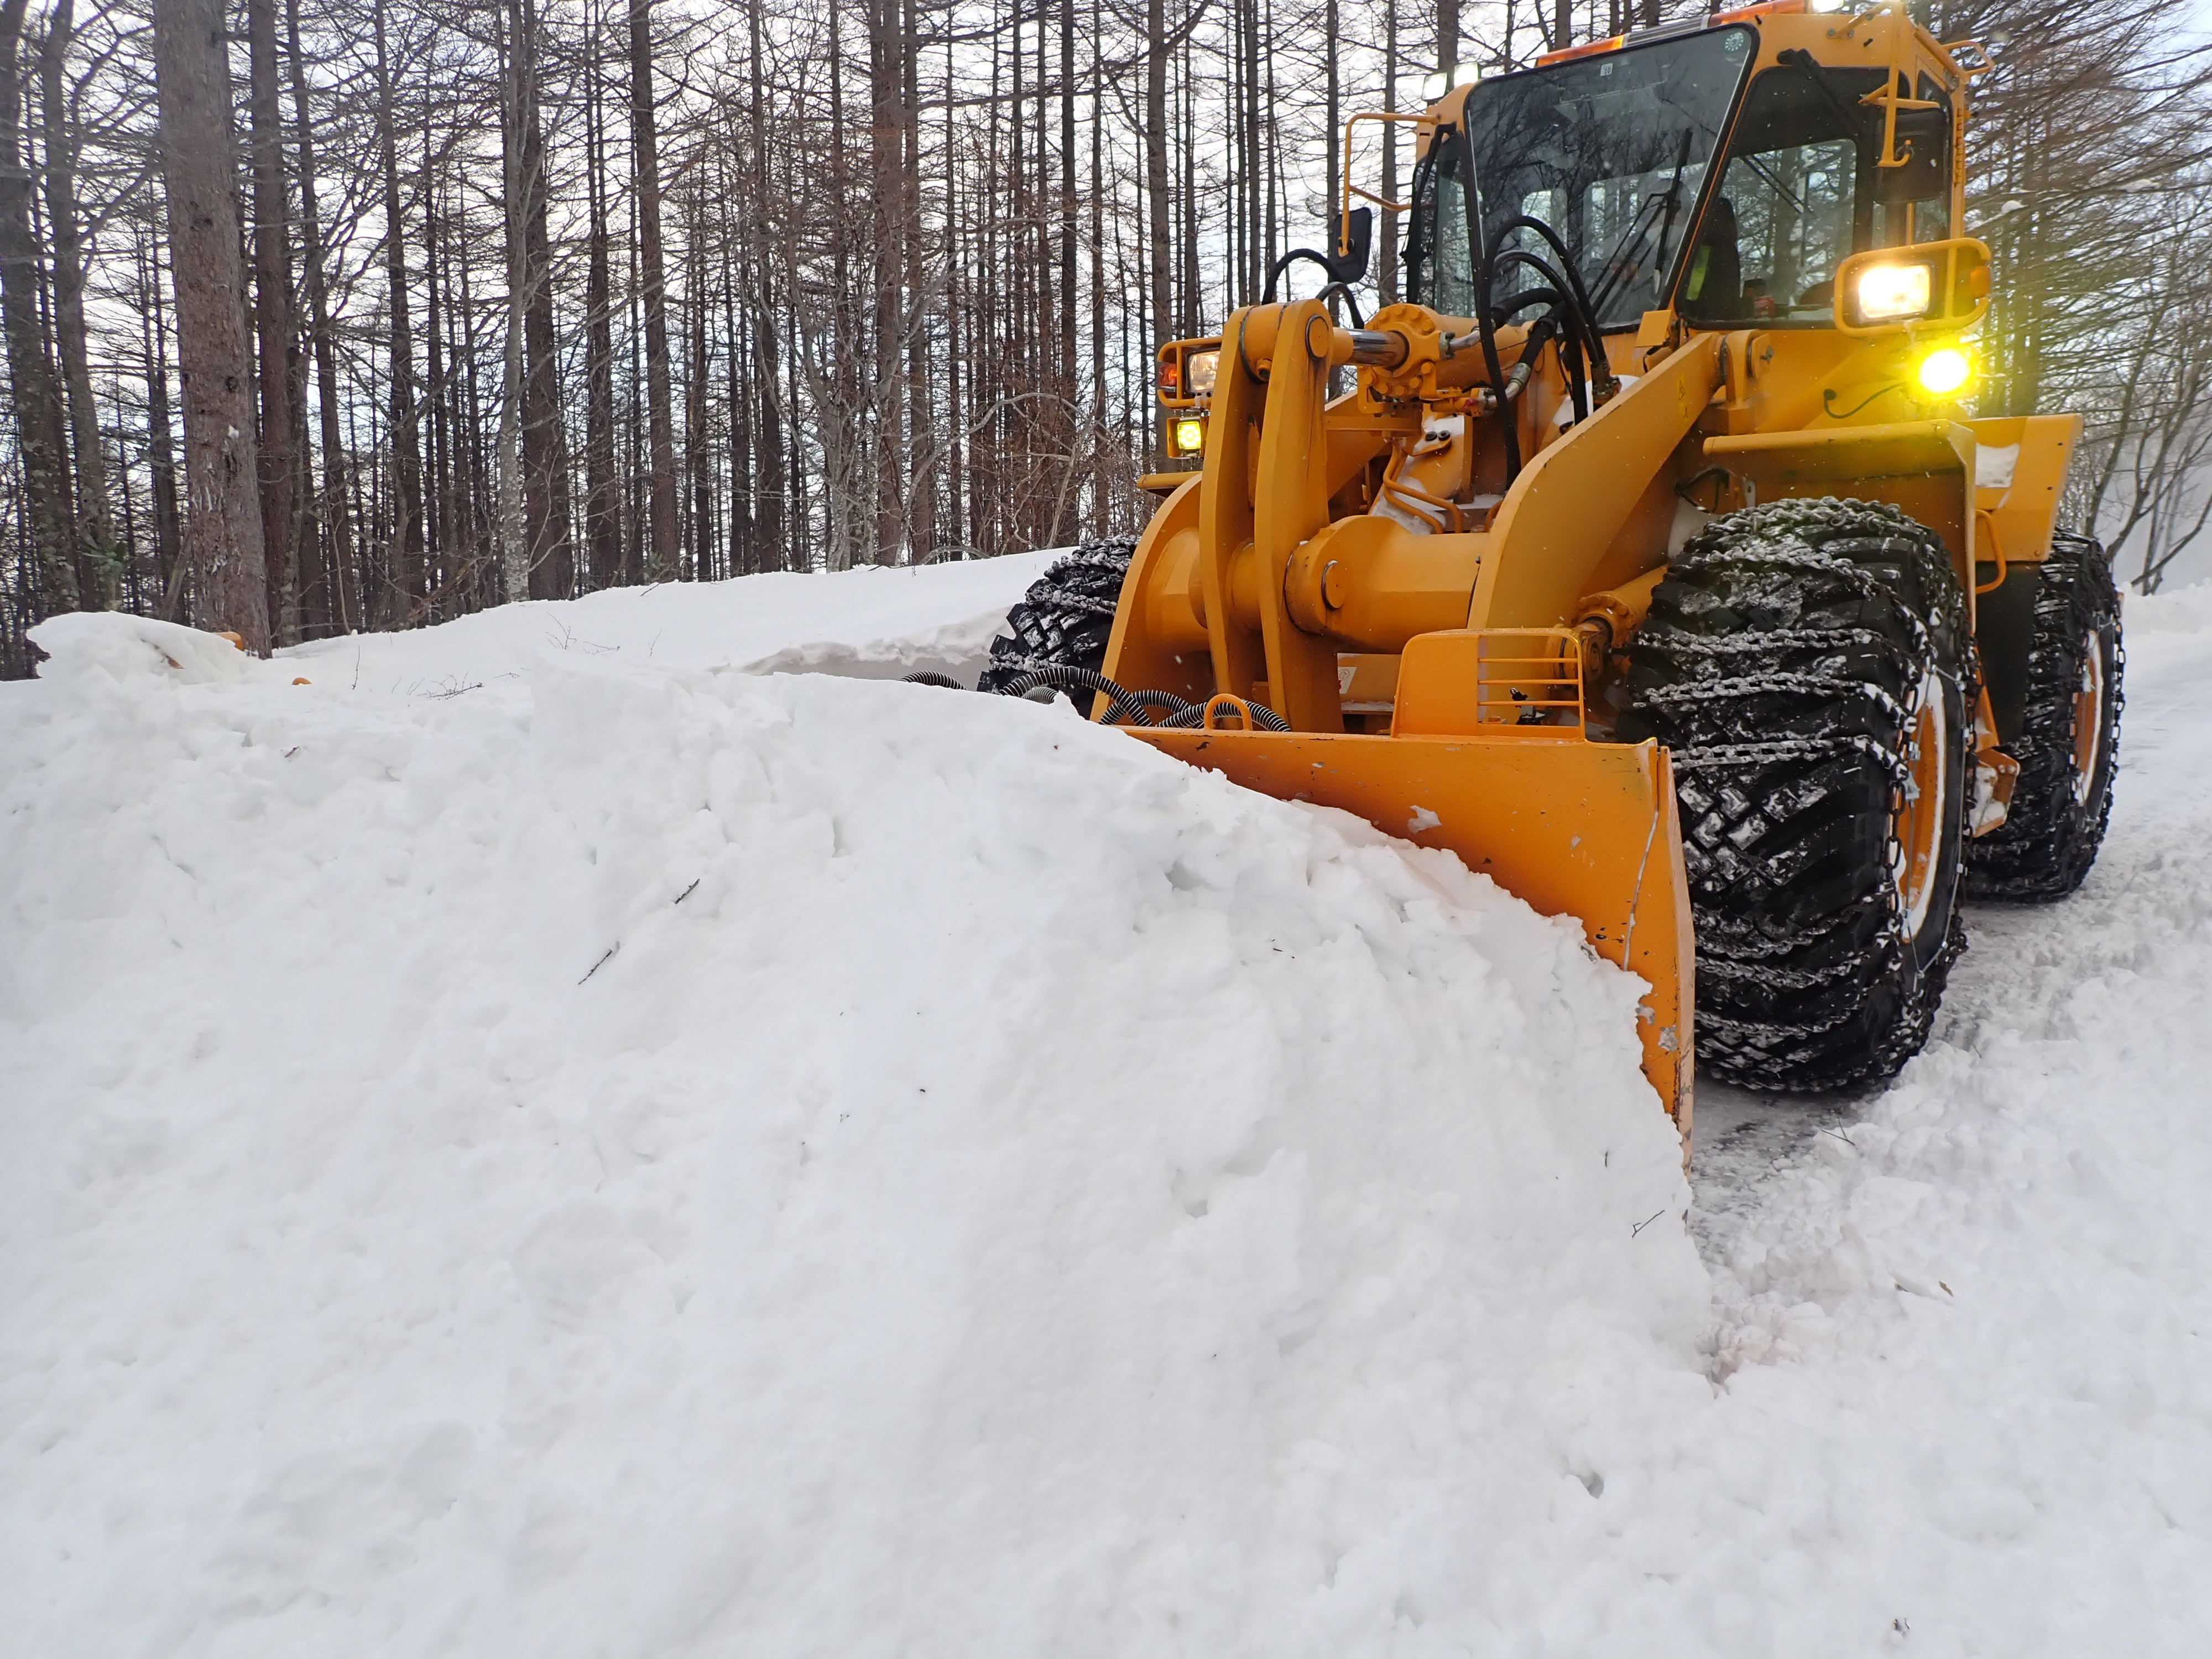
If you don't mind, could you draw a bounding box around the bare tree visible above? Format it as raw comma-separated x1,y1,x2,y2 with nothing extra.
39,0,116,609
0,0,77,615
150,0,268,649
630,0,675,581
246,0,295,638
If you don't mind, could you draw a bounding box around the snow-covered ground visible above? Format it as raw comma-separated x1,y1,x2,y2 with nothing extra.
3,560,2210,1656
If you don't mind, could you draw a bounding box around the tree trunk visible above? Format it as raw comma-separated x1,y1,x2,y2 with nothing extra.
287,0,353,633
142,233,181,617
685,199,709,580
370,0,423,624
1381,0,1399,305
495,2,525,597
584,45,618,591
39,0,115,610
867,0,904,565
903,0,933,563
150,0,269,649
1058,0,1076,436
0,0,76,614
1087,0,1105,534
630,0,676,581
422,170,450,606
245,0,295,640
1142,0,1171,449
521,13,570,597
746,0,786,571
1324,0,1339,272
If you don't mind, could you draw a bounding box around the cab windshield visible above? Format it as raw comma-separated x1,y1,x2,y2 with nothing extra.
1453,27,1756,327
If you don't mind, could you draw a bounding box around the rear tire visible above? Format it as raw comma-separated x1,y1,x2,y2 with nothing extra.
1962,531,2122,900
1621,498,1976,1093
977,536,1138,702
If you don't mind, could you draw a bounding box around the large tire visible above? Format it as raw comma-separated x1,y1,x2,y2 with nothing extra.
977,536,1138,701
1963,531,2123,900
1620,498,1977,1093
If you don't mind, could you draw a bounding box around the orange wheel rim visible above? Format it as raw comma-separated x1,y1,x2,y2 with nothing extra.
2073,630,2105,805
1892,665,1947,939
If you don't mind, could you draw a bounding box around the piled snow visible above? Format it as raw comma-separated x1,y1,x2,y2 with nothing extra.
274,550,1064,695
7,569,2212,1655
2125,577,2212,638
2,591,1698,1655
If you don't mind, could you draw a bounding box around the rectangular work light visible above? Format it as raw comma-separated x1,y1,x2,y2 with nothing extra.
1851,262,1933,324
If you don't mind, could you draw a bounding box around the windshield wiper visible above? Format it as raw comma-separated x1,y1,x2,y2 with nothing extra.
1734,150,1808,213
1643,131,1699,303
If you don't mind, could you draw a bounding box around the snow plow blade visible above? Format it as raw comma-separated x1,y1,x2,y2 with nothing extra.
1125,722,1695,1131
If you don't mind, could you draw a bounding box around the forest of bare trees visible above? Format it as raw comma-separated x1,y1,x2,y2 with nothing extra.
0,0,2208,673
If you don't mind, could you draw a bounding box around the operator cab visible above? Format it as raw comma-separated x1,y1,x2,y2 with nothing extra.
1407,12,1960,335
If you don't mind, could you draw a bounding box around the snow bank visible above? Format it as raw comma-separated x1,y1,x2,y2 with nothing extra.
1,608,1699,1656
12,573,2212,1655
273,552,1062,696
2124,576,2212,638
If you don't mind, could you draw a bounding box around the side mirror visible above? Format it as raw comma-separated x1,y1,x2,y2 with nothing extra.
1328,206,1374,284
1876,107,1950,206
1833,236,1991,335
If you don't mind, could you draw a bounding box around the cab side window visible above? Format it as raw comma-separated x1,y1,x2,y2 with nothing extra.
1408,141,1479,317
1679,63,1951,325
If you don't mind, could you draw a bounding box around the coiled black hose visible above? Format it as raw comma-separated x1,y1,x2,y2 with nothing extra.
1484,248,1597,426
902,664,1285,731
994,665,1159,726
1119,688,1200,722
1157,698,1290,732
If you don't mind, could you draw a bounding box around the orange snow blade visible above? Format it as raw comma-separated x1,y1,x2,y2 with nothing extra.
1124,724,1695,1134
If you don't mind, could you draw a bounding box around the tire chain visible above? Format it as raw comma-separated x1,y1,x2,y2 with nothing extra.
977,535,1138,692
1640,669,1910,727
1668,732,1912,789
1630,498,1970,1090
1961,529,2125,899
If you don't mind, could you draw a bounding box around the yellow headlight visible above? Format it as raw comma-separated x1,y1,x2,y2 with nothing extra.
1854,263,1932,324
1915,347,1973,397
1170,417,1207,456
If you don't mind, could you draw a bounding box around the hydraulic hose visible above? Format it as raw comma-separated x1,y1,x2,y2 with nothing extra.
1120,688,1199,721
1439,128,1520,484
1492,213,1614,394
994,664,1158,725
1489,285,1566,322
1484,248,1600,424
1157,698,1291,732
909,662,1276,731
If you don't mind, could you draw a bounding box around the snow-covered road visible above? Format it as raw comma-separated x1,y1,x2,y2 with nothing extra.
4,564,2210,1656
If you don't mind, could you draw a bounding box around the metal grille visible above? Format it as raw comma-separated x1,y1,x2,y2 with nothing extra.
1471,628,1585,733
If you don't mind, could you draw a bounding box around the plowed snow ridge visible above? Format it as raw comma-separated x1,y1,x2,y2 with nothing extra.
2,562,2209,1657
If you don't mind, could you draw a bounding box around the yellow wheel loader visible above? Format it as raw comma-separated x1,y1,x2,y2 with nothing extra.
971,0,2122,1135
